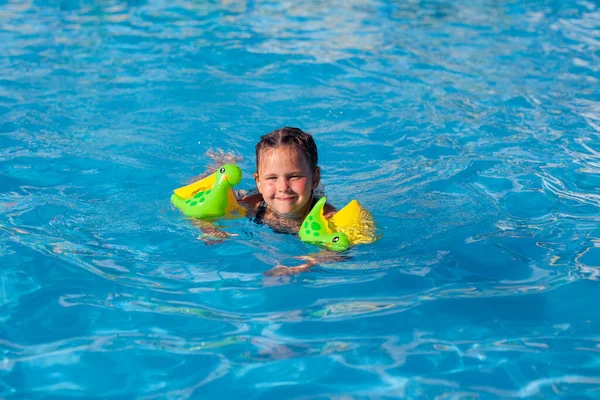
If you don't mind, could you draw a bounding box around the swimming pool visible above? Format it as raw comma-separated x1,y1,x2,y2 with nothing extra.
1,0,599,397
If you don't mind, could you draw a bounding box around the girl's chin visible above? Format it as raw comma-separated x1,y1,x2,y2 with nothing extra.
267,198,312,219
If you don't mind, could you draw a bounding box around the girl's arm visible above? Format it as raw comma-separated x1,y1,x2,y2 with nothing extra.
188,192,260,245
264,251,349,276
192,219,230,245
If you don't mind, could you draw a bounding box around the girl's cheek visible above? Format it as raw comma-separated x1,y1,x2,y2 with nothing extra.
294,178,308,188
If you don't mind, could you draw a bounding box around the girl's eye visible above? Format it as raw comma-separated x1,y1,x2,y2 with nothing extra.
266,177,277,181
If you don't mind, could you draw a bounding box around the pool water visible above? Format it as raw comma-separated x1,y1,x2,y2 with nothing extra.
2,0,600,398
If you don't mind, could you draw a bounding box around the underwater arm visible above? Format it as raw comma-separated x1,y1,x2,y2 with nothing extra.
264,250,349,276
192,219,231,245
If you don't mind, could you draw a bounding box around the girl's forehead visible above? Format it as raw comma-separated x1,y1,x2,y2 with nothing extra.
258,146,309,169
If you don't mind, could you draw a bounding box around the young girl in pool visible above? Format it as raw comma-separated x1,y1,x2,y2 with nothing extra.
239,126,337,233
198,127,345,275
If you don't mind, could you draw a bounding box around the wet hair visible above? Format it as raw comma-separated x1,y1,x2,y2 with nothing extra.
255,127,318,172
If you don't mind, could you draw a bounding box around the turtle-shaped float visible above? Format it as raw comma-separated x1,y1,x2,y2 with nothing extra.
299,197,376,252
299,197,350,251
171,164,245,219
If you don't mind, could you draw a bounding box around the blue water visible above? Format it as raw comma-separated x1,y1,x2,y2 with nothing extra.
2,0,600,398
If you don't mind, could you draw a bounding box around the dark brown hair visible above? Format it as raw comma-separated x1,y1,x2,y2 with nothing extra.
255,127,318,172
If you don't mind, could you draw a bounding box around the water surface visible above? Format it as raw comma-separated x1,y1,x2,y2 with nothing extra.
1,0,600,398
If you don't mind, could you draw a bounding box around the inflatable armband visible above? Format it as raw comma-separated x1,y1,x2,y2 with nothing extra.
299,197,376,252
299,197,349,251
171,164,246,219
329,199,377,245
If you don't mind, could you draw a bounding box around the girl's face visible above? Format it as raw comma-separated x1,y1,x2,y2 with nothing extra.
255,146,320,219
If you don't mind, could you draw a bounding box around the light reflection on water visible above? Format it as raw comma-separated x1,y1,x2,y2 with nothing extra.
1,0,600,397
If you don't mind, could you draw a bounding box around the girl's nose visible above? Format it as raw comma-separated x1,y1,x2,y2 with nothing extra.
277,178,290,192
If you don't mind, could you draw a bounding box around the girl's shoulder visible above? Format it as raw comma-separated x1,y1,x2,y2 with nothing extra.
323,201,337,219
238,192,263,211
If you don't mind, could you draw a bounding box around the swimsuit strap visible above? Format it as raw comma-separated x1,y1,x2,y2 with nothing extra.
253,200,267,225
